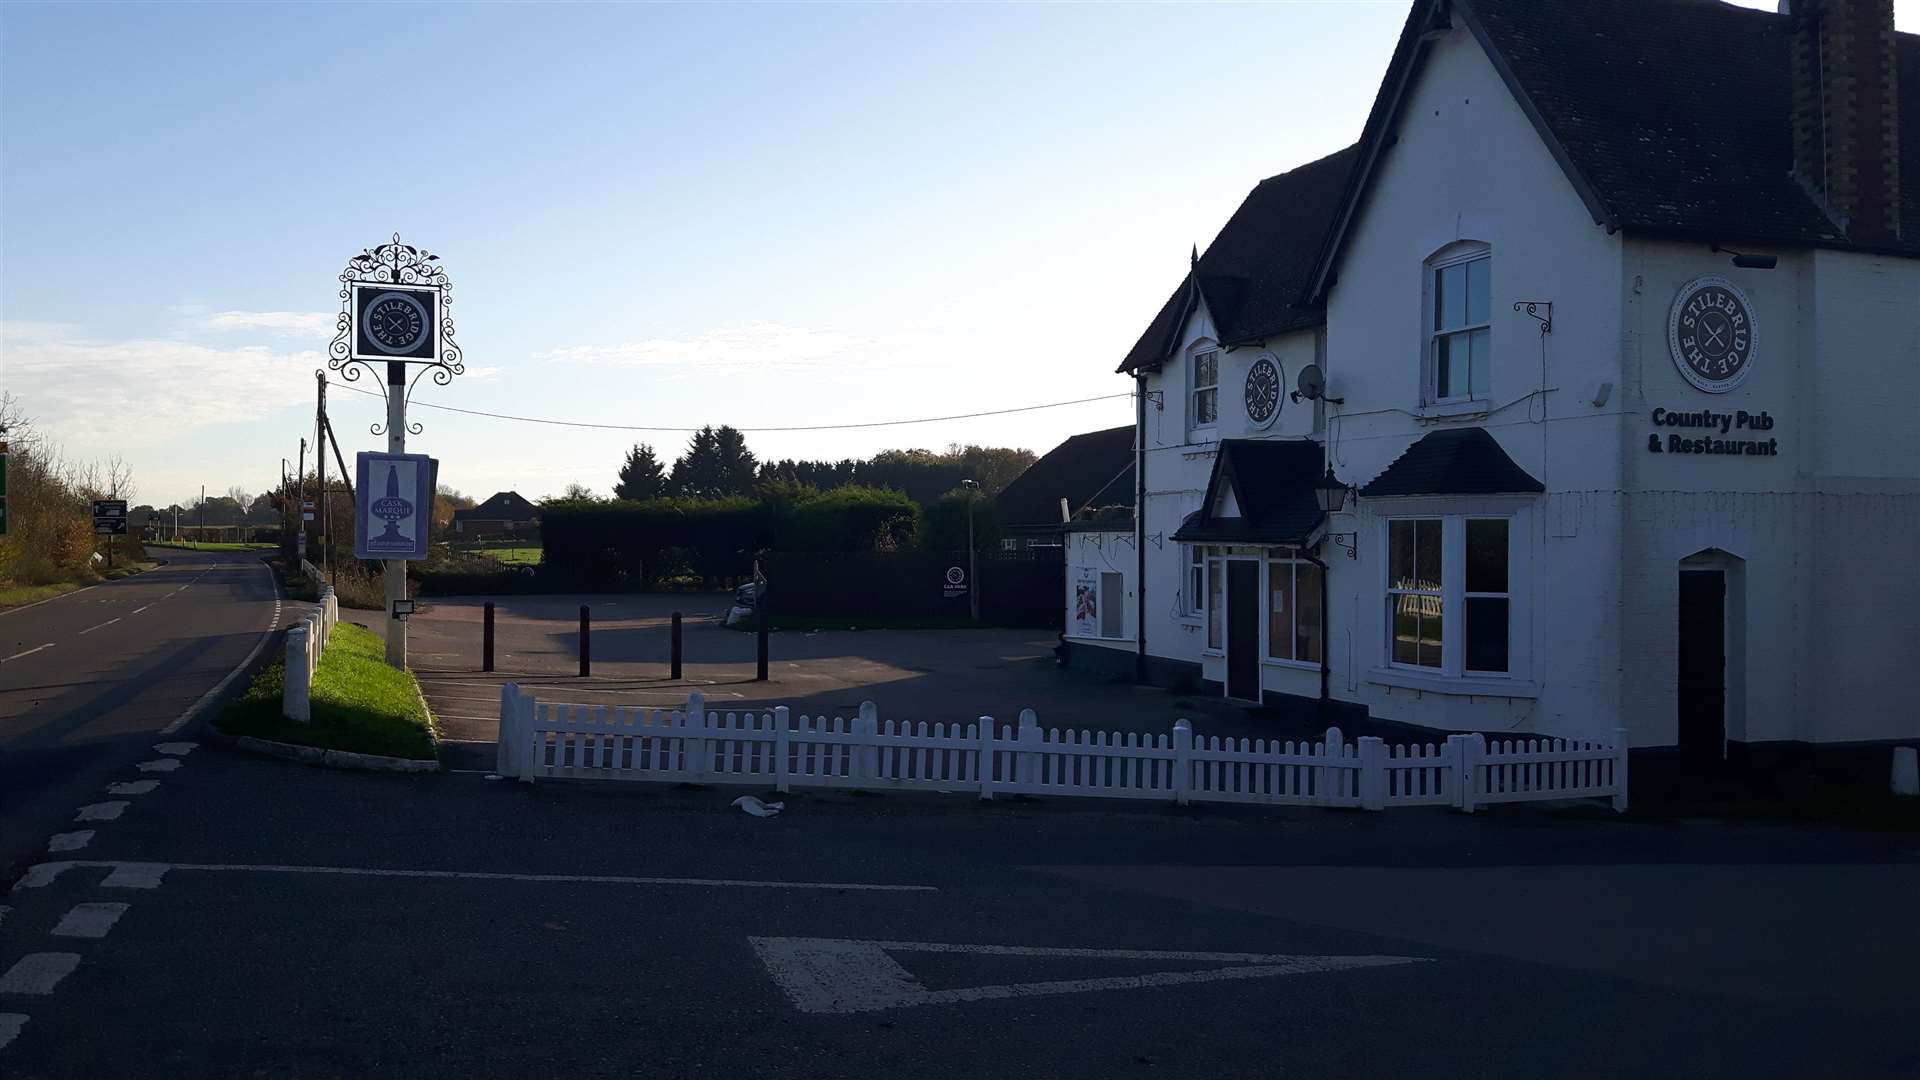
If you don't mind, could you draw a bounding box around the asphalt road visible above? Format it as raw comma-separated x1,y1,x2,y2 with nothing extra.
3,733,1916,1078
0,548,283,886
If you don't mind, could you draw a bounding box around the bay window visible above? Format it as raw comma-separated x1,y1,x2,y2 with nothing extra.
1184,544,1204,617
1384,514,1513,678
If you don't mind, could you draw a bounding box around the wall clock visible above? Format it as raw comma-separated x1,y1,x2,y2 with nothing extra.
1244,354,1282,428
1667,276,1757,393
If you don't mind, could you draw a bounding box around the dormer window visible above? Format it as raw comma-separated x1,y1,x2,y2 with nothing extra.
1427,245,1491,403
1189,343,1219,435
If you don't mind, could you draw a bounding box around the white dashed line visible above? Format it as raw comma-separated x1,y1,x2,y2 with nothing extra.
0,1014,25,1050
0,954,80,995
134,759,181,773
0,643,55,664
47,832,94,853
18,859,938,893
131,605,150,614
77,618,122,636
106,780,159,796
51,902,130,939
154,742,198,756
73,802,129,822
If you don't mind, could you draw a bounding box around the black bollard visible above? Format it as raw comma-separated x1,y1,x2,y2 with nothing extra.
483,602,495,673
755,590,769,682
579,604,591,678
670,611,682,680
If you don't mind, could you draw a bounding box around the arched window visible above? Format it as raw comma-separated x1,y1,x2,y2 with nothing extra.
1425,241,1491,403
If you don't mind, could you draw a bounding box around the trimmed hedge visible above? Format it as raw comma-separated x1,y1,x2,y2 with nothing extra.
540,486,918,591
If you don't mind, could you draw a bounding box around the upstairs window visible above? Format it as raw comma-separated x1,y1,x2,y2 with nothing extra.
1189,345,1219,432
1428,247,1491,402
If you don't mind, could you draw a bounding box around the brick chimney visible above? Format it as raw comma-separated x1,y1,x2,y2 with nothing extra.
1783,0,1903,243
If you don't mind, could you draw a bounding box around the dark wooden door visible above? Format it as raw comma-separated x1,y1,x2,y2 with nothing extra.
1677,569,1726,762
1227,560,1260,701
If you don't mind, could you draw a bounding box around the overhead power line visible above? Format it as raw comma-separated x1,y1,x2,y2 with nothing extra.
326,378,1132,433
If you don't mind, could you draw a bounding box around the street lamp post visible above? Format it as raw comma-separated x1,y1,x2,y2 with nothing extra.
961,479,980,623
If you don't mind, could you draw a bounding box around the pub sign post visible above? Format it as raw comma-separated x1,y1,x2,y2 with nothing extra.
328,235,466,669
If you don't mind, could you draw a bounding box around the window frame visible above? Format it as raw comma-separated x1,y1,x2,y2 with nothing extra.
1386,518,1445,671
1375,502,1530,687
1098,571,1125,640
1187,341,1220,437
1263,547,1323,667
1424,244,1492,406
1183,544,1204,618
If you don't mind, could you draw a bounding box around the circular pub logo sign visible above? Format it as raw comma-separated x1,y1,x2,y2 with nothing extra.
1667,275,1757,393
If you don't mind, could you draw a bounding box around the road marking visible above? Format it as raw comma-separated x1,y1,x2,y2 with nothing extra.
47,832,94,853
748,937,1430,1014
161,559,280,736
0,1014,25,1050
51,902,130,939
73,802,129,822
77,617,122,635
135,759,182,773
106,780,159,796
17,860,937,893
0,954,81,995
154,742,198,756
131,605,150,614
0,643,55,664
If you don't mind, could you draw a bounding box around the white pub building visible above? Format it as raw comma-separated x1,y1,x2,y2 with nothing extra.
1064,0,1920,773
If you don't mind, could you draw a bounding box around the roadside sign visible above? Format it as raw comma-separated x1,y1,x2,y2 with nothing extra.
353,452,437,560
92,498,129,536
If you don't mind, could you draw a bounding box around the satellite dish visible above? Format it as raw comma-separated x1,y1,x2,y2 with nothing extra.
1295,364,1326,400
1291,363,1344,406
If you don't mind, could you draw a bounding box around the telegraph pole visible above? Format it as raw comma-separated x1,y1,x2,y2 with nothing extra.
315,372,329,583
295,439,307,563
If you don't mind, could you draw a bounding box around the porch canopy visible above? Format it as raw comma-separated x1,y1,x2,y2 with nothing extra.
1172,439,1326,546
1359,427,1544,497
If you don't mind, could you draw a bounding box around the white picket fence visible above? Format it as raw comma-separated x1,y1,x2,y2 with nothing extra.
281,586,340,723
496,687,1627,812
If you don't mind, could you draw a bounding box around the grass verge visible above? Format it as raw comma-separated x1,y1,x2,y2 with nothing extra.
0,580,90,608
215,622,437,760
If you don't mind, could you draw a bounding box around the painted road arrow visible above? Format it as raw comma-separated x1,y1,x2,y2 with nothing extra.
748,936,1430,1014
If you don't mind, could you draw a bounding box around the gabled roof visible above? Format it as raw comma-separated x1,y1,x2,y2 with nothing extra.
995,425,1136,530
1171,439,1326,545
454,490,539,522
1360,427,1543,498
1314,0,1920,296
1117,146,1359,374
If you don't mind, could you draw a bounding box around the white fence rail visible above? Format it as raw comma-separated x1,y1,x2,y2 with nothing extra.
281,586,339,723
497,688,1627,812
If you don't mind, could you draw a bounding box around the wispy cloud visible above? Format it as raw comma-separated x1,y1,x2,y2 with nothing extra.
535,323,958,373
1,320,320,446
200,310,338,337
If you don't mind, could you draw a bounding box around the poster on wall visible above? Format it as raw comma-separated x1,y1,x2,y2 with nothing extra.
1073,569,1098,637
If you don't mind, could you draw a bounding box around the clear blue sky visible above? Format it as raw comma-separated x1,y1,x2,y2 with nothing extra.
0,1,1902,507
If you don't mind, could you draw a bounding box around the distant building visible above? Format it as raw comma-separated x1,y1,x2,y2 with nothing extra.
452,491,540,539
994,425,1135,550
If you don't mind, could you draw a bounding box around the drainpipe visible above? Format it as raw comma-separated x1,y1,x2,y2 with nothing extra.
1134,373,1148,685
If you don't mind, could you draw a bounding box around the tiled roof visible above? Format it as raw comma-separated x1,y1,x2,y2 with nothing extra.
1171,439,1326,545
1316,0,1920,295
454,490,539,522
995,425,1136,530
1359,427,1543,498
1117,146,1359,374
